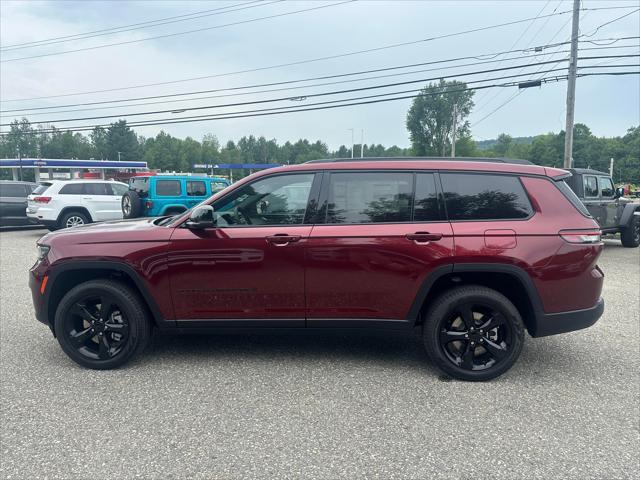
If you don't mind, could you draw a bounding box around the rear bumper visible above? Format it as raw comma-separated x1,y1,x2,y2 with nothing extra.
531,298,604,337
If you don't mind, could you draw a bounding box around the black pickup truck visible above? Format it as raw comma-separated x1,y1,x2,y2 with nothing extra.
565,168,640,248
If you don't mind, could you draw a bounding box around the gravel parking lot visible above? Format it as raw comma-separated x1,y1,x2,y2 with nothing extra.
0,227,638,479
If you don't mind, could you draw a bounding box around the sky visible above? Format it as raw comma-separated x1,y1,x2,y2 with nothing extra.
0,0,639,150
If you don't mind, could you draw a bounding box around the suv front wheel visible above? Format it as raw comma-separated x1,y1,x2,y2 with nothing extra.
54,280,152,369
422,286,524,381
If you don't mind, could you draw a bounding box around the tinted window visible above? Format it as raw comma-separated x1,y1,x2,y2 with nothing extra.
441,173,533,220
110,184,128,196
59,183,84,195
32,183,51,195
584,176,598,197
85,183,110,195
326,172,412,224
211,181,227,193
0,184,26,197
599,177,614,198
187,181,207,196
156,180,181,196
214,174,314,226
414,173,440,221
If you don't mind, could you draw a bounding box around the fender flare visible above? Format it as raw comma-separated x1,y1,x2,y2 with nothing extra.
160,204,188,215
57,206,93,225
620,203,640,227
44,260,171,329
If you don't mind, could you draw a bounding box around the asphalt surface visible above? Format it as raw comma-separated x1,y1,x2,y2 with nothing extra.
0,227,638,479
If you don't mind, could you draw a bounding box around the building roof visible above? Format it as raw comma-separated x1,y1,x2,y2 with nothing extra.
0,158,147,169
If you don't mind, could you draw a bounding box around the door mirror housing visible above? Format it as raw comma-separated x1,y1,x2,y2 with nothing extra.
615,187,625,199
186,205,215,229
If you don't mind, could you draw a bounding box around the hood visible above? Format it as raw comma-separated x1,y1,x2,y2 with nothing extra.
39,217,173,246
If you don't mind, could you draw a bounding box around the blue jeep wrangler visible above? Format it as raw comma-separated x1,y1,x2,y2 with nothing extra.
121,175,230,219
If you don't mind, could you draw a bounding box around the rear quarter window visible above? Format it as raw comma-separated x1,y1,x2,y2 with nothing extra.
32,183,52,195
557,180,592,217
155,180,181,196
440,173,533,221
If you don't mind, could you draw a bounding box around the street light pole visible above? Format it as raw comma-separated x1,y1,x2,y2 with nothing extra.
348,129,354,158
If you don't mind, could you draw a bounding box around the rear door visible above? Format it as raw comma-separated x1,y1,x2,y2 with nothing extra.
83,183,119,221
305,170,454,326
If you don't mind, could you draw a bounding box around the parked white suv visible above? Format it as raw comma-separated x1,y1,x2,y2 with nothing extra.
27,180,129,230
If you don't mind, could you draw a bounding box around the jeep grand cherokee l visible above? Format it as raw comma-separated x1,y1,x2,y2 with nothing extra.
29,158,605,381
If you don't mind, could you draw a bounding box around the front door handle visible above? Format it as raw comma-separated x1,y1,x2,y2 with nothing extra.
266,234,301,246
405,232,443,244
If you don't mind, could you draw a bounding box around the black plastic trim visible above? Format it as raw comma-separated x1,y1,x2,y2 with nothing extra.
534,298,604,337
174,318,304,328
306,318,413,330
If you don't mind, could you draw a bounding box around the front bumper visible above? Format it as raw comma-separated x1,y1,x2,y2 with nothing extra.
532,298,604,337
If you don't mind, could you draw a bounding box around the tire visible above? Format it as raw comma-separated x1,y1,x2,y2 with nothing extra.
54,280,152,370
122,191,142,219
59,210,89,229
422,285,525,381
620,215,640,248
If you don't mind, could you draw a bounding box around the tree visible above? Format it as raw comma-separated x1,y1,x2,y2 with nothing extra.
105,120,138,161
406,80,474,156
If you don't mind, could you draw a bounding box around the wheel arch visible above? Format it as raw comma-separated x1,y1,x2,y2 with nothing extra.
45,261,169,333
160,204,187,215
57,206,93,225
408,263,545,337
620,203,640,227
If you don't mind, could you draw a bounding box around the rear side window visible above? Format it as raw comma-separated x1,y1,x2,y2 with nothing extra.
59,183,84,195
558,180,592,217
0,184,26,197
32,183,51,195
441,173,533,220
584,176,599,198
599,177,614,198
156,180,181,196
414,173,441,221
326,172,412,224
187,181,207,196
85,183,110,195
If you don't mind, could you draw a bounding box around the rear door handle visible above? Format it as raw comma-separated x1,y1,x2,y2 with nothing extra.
266,234,301,246
405,232,443,244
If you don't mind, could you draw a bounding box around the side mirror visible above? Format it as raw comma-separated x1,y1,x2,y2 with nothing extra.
186,205,215,229
615,187,625,198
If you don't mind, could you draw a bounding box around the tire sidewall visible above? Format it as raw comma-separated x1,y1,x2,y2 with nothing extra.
122,191,141,219
423,287,525,381
54,282,147,369
60,211,89,229
621,215,640,248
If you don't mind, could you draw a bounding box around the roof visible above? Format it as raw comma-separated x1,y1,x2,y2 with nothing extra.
256,157,568,179
306,156,533,165
569,168,610,176
0,158,147,170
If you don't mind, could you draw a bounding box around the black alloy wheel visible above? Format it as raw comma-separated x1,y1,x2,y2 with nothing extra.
54,280,151,369
422,285,524,381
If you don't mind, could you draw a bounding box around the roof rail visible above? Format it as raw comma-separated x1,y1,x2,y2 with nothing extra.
304,156,533,165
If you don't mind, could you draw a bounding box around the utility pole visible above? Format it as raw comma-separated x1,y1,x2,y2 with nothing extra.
451,103,458,158
348,128,354,158
609,158,614,177
563,0,580,169
117,151,122,161
360,129,364,158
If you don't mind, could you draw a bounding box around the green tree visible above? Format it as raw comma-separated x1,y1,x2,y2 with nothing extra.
106,120,138,161
406,80,474,156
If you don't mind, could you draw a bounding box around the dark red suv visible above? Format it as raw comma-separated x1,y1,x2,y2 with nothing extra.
29,158,604,380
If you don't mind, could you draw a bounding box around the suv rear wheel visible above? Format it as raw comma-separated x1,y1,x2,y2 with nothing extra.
54,280,152,369
422,286,524,381
60,210,89,229
620,215,640,248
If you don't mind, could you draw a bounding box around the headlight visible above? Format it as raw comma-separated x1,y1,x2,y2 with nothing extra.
36,244,50,262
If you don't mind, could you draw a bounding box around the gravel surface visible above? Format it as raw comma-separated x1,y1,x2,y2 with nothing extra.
1,228,638,479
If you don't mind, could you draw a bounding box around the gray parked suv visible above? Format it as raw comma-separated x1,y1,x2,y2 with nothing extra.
0,180,37,226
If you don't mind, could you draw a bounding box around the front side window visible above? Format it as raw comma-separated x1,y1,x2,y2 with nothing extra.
59,183,84,195
584,176,599,198
187,181,207,196
156,180,181,196
441,173,533,221
326,172,412,224
599,177,614,198
214,174,314,226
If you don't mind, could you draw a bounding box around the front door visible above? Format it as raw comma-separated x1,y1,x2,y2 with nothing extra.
598,176,619,229
582,175,605,226
168,172,320,324
305,171,454,325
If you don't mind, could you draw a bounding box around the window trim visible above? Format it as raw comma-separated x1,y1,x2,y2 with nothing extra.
438,170,535,223
583,175,600,199
201,172,321,229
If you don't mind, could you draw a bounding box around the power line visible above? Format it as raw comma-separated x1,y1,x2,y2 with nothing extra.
2,55,636,127
3,71,635,136
0,1,274,51
0,1,357,63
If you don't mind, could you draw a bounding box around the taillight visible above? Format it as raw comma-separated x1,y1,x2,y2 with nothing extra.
559,229,602,244
145,200,153,209
33,196,51,203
